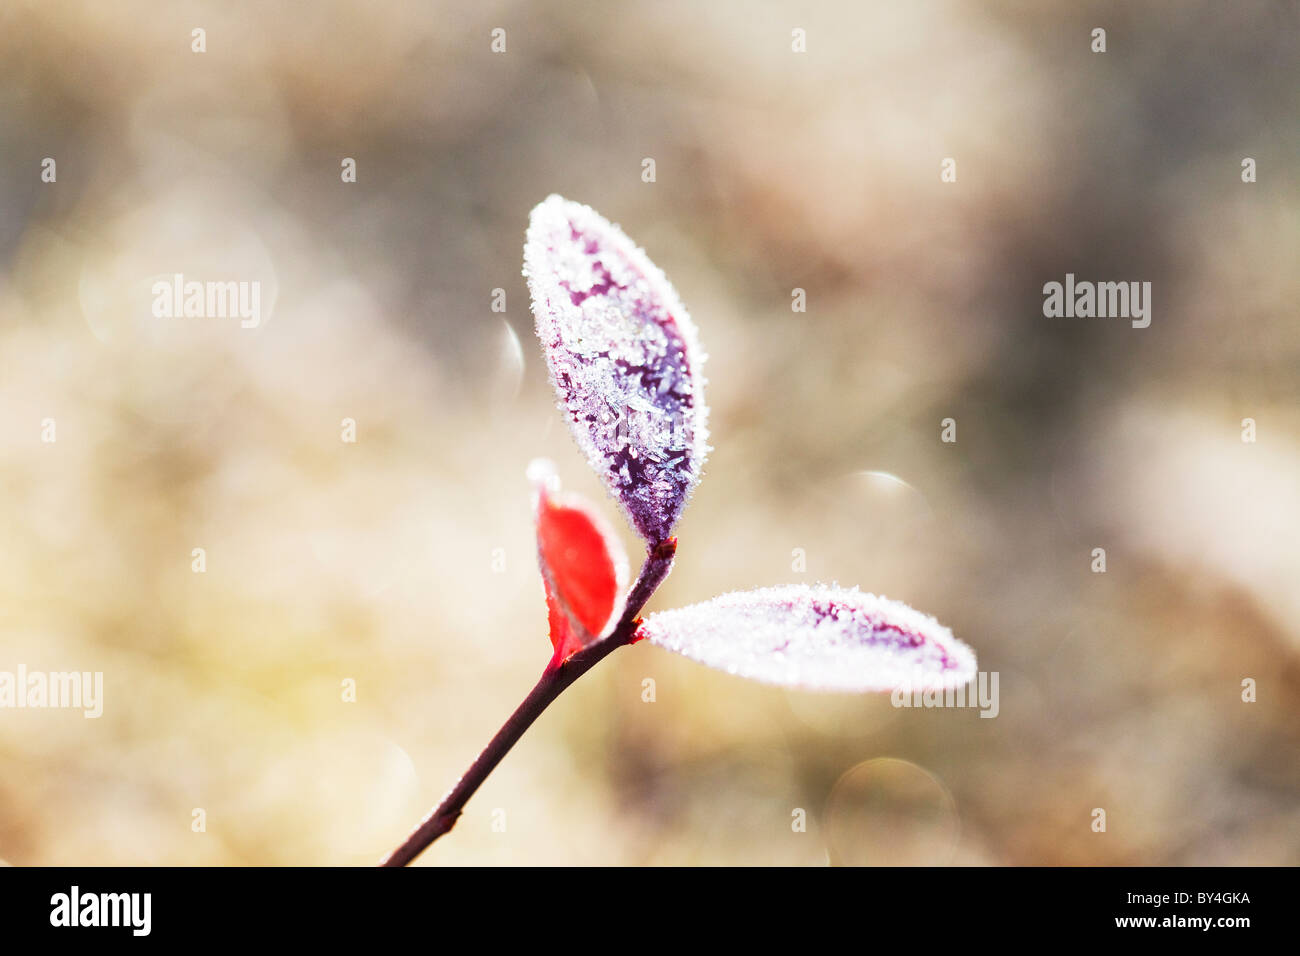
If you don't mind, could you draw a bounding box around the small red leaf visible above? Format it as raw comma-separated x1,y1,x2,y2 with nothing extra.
531,461,629,668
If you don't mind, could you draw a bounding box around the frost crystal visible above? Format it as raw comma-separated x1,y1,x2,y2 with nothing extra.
637,584,976,693
524,195,709,543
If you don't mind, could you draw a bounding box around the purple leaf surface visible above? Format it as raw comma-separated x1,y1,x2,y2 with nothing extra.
637,584,976,692
524,195,708,544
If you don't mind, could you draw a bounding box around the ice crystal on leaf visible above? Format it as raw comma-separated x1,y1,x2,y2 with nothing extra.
524,195,708,544
530,460,629,667
637,584,976,693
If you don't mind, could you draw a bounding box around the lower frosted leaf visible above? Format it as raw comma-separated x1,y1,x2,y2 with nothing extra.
636,584,976,693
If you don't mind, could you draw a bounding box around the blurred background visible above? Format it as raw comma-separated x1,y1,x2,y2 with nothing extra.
1,0,1297,865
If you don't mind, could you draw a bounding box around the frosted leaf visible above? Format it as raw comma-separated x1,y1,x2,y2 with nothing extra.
524,195,709,543
637,585,976,693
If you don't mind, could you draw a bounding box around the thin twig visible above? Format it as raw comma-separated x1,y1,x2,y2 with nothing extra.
379,538,676,867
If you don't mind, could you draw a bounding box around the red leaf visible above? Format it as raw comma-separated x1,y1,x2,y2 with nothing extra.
531,461,628,668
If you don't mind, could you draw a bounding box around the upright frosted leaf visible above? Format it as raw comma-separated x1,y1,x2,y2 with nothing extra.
531,461,629,667
524,195,708,544
637,584,976,693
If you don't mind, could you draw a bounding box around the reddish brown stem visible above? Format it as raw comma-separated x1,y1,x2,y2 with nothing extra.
379,538,676,867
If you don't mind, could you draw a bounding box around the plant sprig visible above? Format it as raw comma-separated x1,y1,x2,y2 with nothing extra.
381,196,975,866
